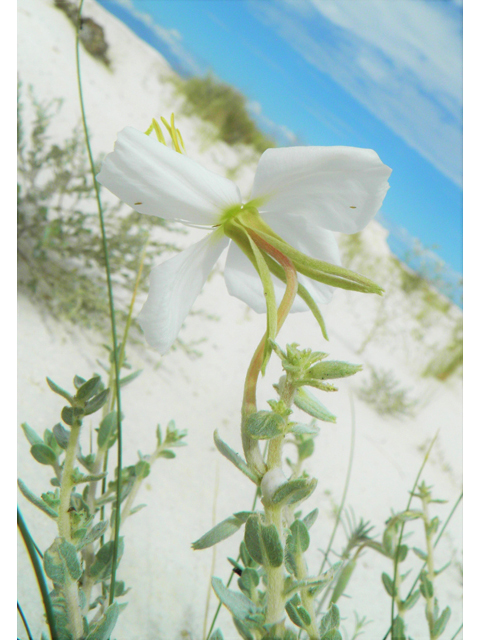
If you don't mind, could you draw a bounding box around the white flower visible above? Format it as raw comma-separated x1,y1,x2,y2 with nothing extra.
97,127,391,353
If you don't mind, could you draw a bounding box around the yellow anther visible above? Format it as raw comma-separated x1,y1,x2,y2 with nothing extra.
144,118,166,145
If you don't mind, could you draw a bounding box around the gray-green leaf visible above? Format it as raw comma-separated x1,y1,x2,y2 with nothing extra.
214,430,260,484
211,577,258,622
245,411,286,440
192,512,252,550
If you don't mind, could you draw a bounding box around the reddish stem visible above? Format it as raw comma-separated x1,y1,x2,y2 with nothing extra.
241,231,298,476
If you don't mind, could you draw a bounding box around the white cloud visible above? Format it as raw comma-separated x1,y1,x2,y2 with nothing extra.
247,101,297,144
108,0,202,75
250,0,462,186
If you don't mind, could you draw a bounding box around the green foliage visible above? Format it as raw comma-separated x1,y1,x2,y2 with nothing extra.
17,83,182,336
423,318,463,381
172,72,275,153
357,367,418,418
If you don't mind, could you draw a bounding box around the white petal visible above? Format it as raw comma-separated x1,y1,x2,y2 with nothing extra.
138,230,229,353
251,146,392,234
224,242,308,313
97,127,241,225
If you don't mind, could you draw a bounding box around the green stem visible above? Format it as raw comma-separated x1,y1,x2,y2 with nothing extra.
382,432,439,640
422,499,436,637
75,0,123,606
17,601,34,640
17,508,59,640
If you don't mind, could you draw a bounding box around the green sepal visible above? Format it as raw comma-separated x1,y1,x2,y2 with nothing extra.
18,478,58,518
249,226,384,295
271,477,317,506
432,606,451,639
21,422,43,446
211,576,258,623
214,430,260,484
30,443,57,466
46,377,74,404
84,389,110,415
245,411,286,440
76,375,102,402
262,253,328,340
192,512,252,550
85,602,120,640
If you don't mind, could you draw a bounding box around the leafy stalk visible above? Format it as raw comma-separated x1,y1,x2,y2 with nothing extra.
75,0,123,606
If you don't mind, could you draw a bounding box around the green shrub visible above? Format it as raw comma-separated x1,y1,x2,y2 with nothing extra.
357,367,418,418
173,73,275,153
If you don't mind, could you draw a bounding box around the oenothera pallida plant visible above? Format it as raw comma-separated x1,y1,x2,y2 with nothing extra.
97,117,392,638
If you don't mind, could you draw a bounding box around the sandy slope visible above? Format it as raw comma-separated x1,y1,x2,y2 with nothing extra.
17,1,462,639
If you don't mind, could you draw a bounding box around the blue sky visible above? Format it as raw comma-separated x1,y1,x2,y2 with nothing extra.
98,0,463,280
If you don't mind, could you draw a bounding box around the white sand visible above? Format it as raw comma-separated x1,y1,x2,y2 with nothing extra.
17,2,463,639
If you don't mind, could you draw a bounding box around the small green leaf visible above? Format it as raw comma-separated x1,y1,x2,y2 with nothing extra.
381,572,396,597
84,389,110,415
290,519,310,553
413,546,428,561
330,559,356,604
21,423,43,446
244,515,264,565
192,512,252,550
432,606,451,639
233,617,255,640
85,602,120,640
119,369,143,387
88,539,124,582
210,630,225,640
46,377,73,403
135,460,150,479
18,479,58,518
271,477,317,506
61,406,80,426
286,594,311,629
419,571,434,599
401,590,420,612
58,539,82,581
53,423,70,450
289,422,320,436
261,523,283,568
73,375,86,389
97,412,118,449
76,521,109,550
391,615,406,640
238,567,260,598
298,438,315,460
211,577,258,622
245,411,286,440
396,544,409,563
214,430,260,484
320,631,342,640
30,443,57,466
319,604,341,634
308,361,362,380
303,508,319,530
158,449,175,459
76,376,102,401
